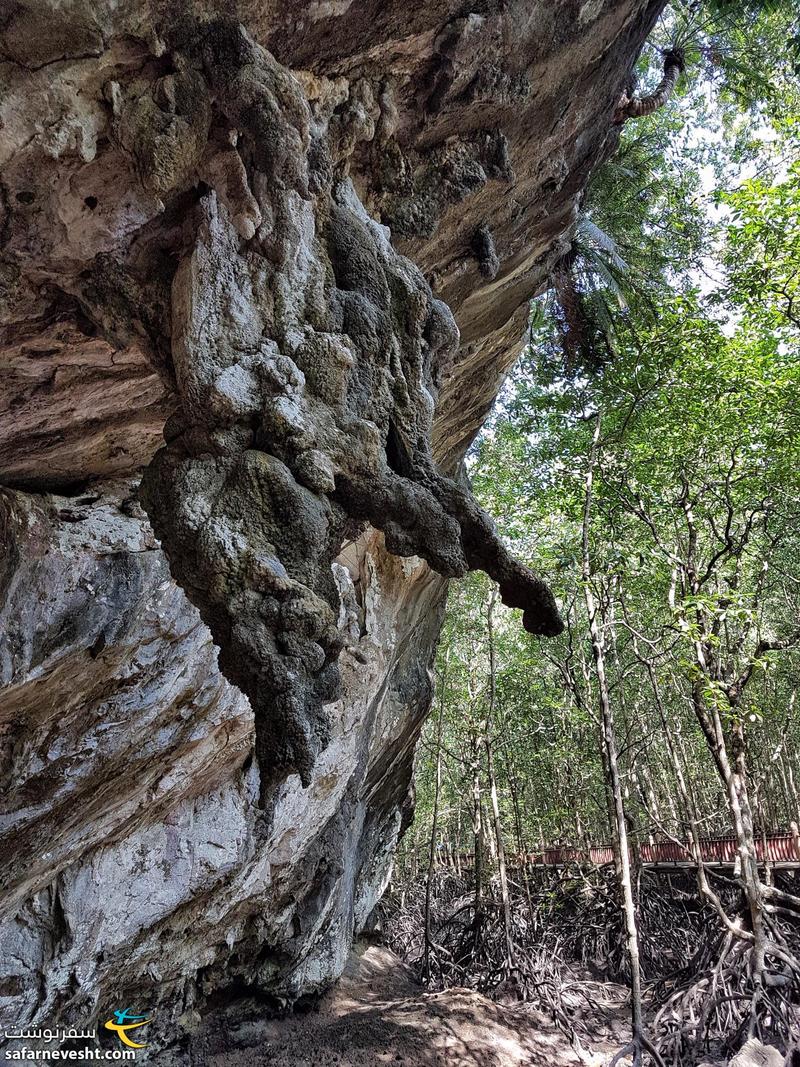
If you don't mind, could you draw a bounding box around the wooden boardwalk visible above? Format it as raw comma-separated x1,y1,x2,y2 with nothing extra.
452,831,800,871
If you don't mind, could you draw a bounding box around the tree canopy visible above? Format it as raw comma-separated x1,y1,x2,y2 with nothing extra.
390,8,800,1060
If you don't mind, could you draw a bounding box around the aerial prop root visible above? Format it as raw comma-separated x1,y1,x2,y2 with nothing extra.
610,1032,668,1067
652,928,800,1064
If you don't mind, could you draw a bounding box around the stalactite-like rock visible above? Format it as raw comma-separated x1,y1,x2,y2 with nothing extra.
139,23,560,787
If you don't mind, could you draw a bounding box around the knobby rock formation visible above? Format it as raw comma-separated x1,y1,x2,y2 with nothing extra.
139,20,563,790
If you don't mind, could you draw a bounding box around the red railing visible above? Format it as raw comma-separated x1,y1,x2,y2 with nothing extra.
453,831,800,870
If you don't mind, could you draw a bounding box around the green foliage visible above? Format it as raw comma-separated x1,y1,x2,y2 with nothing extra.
718,161,800,336
651,0,800,113
538,117,707,372
535,0,799,376
406,286,800,864
402,19,800,873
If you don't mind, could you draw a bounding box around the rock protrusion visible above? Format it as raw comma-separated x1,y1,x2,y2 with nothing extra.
141,22,562,788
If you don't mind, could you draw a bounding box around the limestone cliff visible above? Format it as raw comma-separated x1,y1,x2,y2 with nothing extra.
0,0,662,1054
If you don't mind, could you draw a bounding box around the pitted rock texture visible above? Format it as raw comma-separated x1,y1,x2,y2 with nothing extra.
1,0,664,1049
138,22,562,787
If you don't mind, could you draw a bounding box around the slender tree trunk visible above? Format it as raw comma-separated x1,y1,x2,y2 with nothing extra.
643,653,743,935
507,759,535,917
486,740,514,965
691,677,768,980
780,700,799,820
485,590,514,967
675,480,774,986
423,650,448,984
582,416,648,1064
730,717,768,978
455,805,463,877
471,735,484,956
777,752,794,824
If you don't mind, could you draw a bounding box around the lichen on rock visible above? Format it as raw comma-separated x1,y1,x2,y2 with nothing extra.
140,19,561,789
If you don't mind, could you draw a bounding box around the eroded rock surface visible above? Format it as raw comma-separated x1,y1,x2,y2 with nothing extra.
137,21,562,788
1,0,663,1050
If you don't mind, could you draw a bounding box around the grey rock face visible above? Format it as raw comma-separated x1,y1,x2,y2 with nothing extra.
1,483,445,1046
0,0,664,1050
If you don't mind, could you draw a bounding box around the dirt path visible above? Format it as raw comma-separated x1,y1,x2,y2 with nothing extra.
187,946,632,1067
176,945,741,1067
